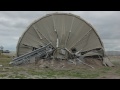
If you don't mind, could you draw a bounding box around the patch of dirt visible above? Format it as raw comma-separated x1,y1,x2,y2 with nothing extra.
97,74,120,79
85,58,103,68
1,56,120,79
33,58,104,70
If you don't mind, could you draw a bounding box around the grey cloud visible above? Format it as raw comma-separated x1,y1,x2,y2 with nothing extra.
0,11,120,51
103,39,120,51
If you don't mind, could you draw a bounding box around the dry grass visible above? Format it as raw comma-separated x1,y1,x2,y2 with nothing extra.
0,55,120,79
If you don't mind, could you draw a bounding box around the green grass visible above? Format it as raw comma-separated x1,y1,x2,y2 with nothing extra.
112,61,120,67
98,67,112,73
8,75,26,79
27,69,100,78
0,74,8,78
0,67,116,79
115,69,120,75
8,75,15,78
0,55,120,79
0,56,11,67
0,54,11,58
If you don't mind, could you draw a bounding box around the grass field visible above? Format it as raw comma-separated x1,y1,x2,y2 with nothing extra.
0,55,120,79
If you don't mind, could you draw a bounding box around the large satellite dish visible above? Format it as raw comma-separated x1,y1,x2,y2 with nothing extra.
16,13,104,60
10,13,114,67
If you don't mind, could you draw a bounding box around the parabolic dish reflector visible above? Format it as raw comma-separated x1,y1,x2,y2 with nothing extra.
16,13,104,59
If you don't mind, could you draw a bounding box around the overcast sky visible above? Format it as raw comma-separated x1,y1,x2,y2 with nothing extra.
0,11,120,51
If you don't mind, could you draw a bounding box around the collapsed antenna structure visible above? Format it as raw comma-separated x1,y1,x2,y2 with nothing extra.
10,13,114,67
